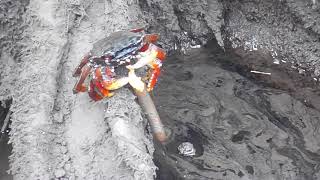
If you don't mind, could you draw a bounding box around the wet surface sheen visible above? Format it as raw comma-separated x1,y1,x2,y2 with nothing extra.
153,41,320,180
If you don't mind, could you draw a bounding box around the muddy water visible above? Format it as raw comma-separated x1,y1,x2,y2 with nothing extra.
0,135,12,180
0,104,12,180
153,40,320,180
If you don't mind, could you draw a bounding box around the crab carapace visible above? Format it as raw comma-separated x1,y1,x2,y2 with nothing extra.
73,28,166,101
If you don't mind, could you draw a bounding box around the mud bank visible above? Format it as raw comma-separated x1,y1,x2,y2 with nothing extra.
223,0,320,78
1,0,155,179
153,40,320,180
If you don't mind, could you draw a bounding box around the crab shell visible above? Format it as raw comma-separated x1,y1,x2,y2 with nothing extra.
73,29,164,101
90,29,158,65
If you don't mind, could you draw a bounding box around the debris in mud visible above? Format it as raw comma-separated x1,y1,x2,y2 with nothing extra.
250,70,271,75
177,142,196,157
54,168,66,178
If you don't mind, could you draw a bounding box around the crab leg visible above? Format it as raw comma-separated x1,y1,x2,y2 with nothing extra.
73,64,91,94
88,66,130,101
88,80,104,101
73,53,91,77
147,64,161,91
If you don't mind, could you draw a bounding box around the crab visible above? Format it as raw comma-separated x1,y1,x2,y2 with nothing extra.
72,28,166,101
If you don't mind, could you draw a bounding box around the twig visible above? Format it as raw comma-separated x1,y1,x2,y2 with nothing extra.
134,86,167,143
250,70,271,75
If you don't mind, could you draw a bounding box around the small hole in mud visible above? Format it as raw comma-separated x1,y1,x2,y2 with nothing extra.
175,71,193,81
231,130,251,143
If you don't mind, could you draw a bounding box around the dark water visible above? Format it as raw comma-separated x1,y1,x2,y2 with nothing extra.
0,135,12,180
153,40,320,180
0,103,12,180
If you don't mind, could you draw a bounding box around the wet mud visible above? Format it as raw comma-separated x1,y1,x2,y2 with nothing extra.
0,135,12,180
153,40,320,180
0,101,12,180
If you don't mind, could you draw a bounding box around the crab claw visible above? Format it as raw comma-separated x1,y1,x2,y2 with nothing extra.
146,46,166,91
102,77,129,90
128,68,145,92
88,80,114,101
126,49,158,70
94,66,129,91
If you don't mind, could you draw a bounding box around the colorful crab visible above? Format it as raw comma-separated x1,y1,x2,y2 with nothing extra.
72,28,166,101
